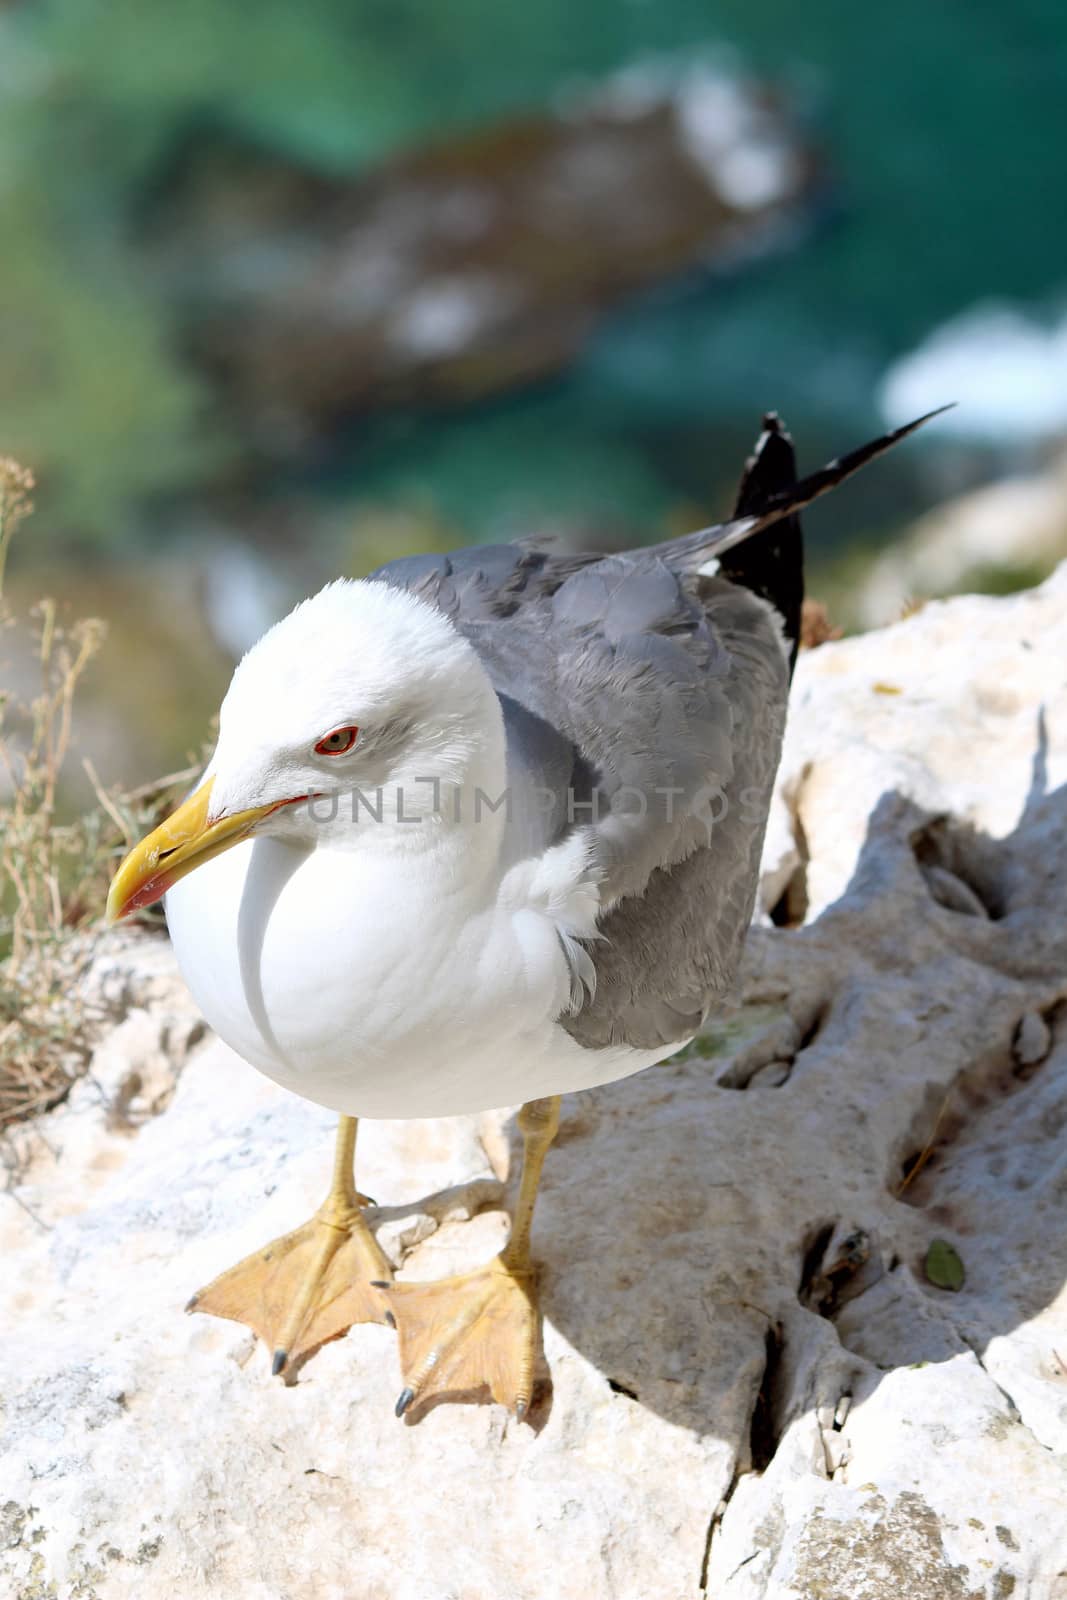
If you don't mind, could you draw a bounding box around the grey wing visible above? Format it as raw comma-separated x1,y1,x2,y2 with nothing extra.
558,575,790,1048
367,409,941,1051
371,541,790,1052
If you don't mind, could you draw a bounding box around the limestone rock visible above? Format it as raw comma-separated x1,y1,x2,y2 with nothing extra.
762,561,1067,923
6,570,1067,1599
855,449,1067,629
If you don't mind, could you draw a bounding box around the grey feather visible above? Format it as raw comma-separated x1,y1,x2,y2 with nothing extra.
368,409,939,1051
368,537,785,1051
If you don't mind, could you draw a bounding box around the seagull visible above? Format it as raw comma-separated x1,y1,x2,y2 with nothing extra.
107,409,937,1419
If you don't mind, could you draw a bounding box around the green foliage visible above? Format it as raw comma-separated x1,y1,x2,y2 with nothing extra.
0,185,225,540
949,558,1058,601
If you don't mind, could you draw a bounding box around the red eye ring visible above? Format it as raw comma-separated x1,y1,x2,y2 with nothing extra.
314,725,359,756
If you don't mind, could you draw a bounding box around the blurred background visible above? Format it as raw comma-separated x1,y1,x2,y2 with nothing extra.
2,0,1067,789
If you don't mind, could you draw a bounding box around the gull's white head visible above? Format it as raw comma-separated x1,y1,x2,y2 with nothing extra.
107,579,505,920
212,579,500,819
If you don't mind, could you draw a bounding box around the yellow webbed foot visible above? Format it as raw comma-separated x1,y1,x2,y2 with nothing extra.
384,1256,543,1420
188,1205,393,1376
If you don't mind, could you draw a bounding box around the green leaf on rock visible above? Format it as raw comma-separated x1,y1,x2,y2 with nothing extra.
925,1239,965,1292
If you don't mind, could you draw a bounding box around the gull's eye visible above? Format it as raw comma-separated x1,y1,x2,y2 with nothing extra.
314,725,359,756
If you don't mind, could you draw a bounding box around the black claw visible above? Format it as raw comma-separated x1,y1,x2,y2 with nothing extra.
384,1311,397,1328
395,1386,416,1418
515,1400,528,1422
370,1280,391,1291
184,1295,199,1313
271,1349,288,1377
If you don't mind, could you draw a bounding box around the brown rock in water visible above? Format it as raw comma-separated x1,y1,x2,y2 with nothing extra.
144,67,822,447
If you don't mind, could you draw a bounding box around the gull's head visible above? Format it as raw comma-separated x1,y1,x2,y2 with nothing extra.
106,579,501,922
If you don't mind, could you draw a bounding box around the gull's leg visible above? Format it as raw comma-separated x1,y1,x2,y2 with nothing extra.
385,1095,560,1421
187,1115,393,1376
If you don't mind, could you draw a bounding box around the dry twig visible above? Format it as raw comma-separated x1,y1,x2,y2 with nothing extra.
0,459,160,1129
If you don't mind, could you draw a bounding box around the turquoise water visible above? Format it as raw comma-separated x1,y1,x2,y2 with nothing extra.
4,0,1067,553
326,0,1067,550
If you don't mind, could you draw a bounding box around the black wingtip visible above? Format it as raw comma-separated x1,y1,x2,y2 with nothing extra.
664,401,952,576
758,410,791,441
755,402,953,522
723,409,804,674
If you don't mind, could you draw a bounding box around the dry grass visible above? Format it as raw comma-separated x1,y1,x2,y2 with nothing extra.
799,597,844,651
0,456,107,1124
0,459,197,1129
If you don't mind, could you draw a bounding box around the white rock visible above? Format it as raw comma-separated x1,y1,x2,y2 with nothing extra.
5,571,1067,1599
763,561,1067,922
856,451,1067,629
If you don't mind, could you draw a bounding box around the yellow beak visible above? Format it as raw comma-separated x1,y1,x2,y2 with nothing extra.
105,778,278,925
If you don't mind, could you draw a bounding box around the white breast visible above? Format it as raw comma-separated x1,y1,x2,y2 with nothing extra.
164,836,679,1119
